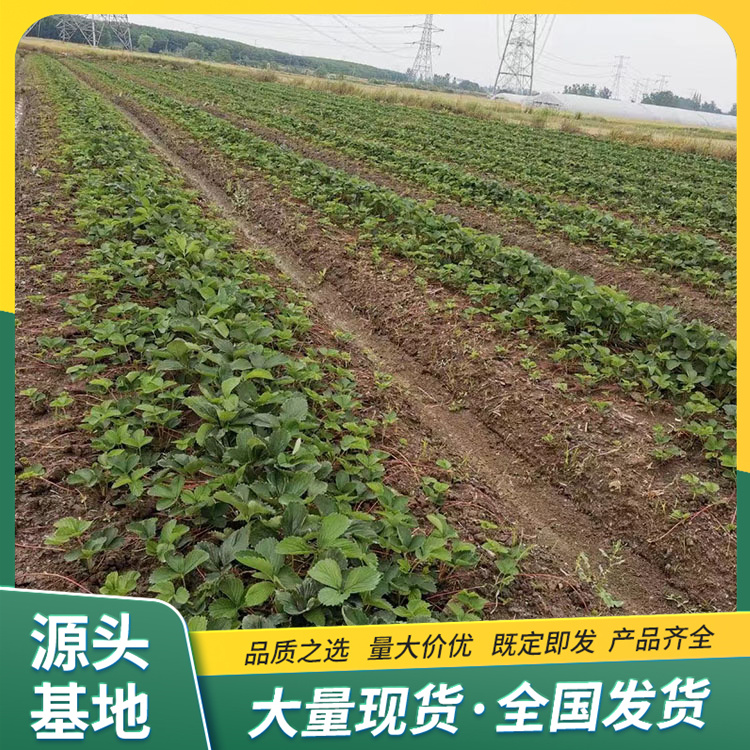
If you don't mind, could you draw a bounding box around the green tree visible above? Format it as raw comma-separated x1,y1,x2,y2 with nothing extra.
643,90,701,110
728,103,737,116
563,83,611,99
457,79,482,92
212,47,232,63
183,42,206,60
136,33,154,53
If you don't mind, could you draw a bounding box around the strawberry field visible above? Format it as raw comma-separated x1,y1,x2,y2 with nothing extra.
15,49,737,627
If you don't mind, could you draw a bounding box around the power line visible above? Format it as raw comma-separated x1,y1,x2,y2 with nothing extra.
292,14,412,59
203,14,412,33
332,15,405,54
336,16,417,32
535,61,613,80
541,51,612,69
152,14,411,58
537,15,556,59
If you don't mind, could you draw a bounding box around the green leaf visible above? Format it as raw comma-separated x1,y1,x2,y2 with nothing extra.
44,517,93,546
342,605,370,625
341,435,369,452
244,581,275,607
308,558,343,590
167,549,209,575
149,566,179,585
318,587,348,606
148,580,176,600
280,395,308,423
99,570,140,596
246,369,274,380
221,376,242,398
318,514,351,547
184,548,210,573
304,607,326,626
276,537,314,555
219,576,245,604
344,566,381,595
235,553,275,578
209,598,239,620
496,557,520,576
66,468,99,487
127,518,157,540
184,396,217,423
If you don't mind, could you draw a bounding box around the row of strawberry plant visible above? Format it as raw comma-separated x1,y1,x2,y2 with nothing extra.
69,59,736,431
95,59,735,294
32,54,487,629
101,58,736,238
124,59,738,225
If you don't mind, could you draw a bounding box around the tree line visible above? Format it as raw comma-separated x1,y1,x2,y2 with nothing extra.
27,15,410,82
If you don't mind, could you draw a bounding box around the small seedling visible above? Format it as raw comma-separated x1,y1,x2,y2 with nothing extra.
421,476,451,506
20,387,47,410
16,463,45,483
100,570,141,596
374,371,393,390
50,391,74,416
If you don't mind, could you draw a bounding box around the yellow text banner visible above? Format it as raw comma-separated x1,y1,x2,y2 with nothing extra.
191,611,749,676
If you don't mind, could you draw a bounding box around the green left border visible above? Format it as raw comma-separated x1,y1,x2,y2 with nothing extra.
3,310,14,588
738,471,747,609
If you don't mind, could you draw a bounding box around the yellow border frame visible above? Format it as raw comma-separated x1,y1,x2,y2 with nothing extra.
8,10,743,669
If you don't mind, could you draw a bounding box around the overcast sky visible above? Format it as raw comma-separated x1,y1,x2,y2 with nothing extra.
129,14,737,110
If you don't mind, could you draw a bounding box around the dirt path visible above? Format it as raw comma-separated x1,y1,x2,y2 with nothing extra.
15,97,24,132
83,79,716,617
15,55,26,133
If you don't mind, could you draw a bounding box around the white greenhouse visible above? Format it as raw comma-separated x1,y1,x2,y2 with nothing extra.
494,91,737,132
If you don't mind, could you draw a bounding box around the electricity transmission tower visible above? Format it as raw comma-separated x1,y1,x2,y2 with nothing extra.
631,78,650,103
106,15,133,50
654,73,670,92
492,15,538,96
56,15,132,51
406,15,443,81
56,16,79,44
22,21,41,38
611,55,629,100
